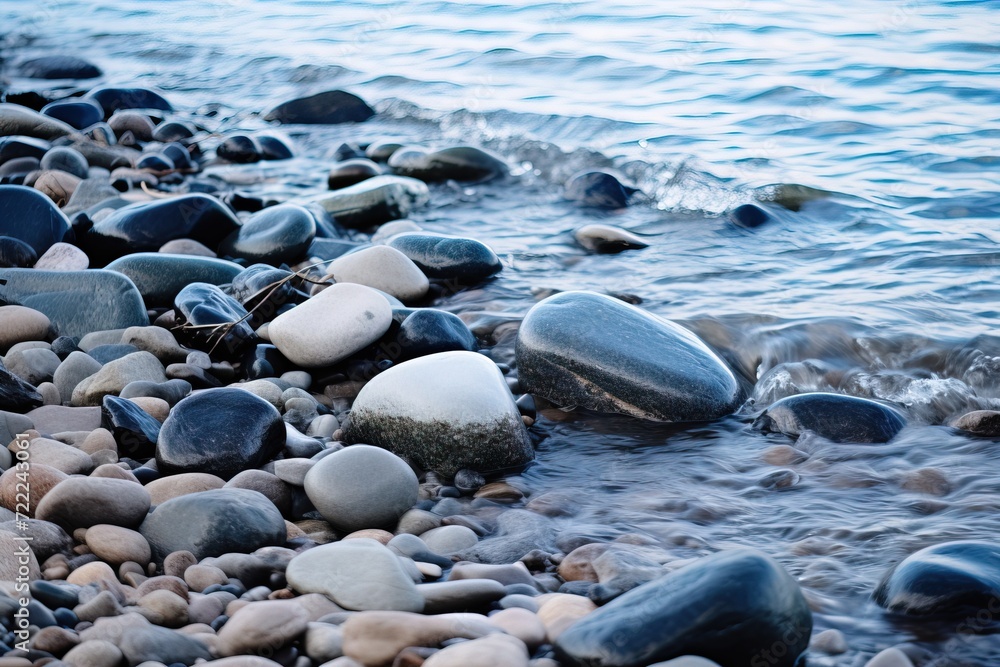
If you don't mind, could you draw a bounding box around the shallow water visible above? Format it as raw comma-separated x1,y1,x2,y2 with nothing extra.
5,0,1000,663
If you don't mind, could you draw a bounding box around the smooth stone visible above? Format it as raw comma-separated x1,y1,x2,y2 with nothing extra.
225,469,293,515
0,184,71,255
418,579,506,614
753,392,905,443
39,146,89,179
0,135,50,162
386,232,502,284
951,410,1000,436
371,219,422,244
286,539,425,611
182,563,229,591
574,224,648,253
120,326,188,364
303,444,418,532
393,309,477,360
265,90,375,124
119,378,191,405
257,134,294,160
3,346,60,386
516,291,742,422
325,245,429,302
0,517,72,561
62,178,120,216
31,169,82,207
810,628,849,655
341,610,498,666
864,648,915,667
219,203,316,265
140,488,286,561
564,170,635,209
216,134,262,163
85,87,172,115
108,111,156,142
216,599,309,656
328,158,382,190
272,457,314,486
0,103,76,140
144,472,226,506
308,175,429,230
80,194,241,266
118,623,211,666
87,342,140,364
40,99,103,130
101,395,161,459
553,549,812,667
235,379,284,408
26,405,101,433
0,360,43,411
159,238,217,257
388,146,508,183
0,269,148,338
647,659,722,667
172,282,257,356
16,435,92,473
105,253,244,308
33,242,89,271
0,461,67,516
35,476,150,529
874,541,1000,616
63,640,125,667
729,203,774,229
420,525,479,554
346,351,533,476
157,387,285,479
71,351,165,406
423,634,528,667
85,524,151,566
269,283,392,367
19,56,102,79
0,305,51,353
0,236,38,268
305,621,345,663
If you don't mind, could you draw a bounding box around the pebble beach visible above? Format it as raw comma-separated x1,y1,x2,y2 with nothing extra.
2,4,1000,667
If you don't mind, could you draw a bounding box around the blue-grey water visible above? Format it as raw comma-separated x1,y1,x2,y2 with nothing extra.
5,1,1000,664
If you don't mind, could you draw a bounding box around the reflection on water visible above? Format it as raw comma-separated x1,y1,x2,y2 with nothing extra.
4,0,1000,662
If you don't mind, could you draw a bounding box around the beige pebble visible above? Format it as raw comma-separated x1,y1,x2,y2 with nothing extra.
557,543,610,582
865,647,915,667
184,564,229,592
488,607,546,650
342,611,499,667
536,593,597,642
145,472,226,505
344,529,394,545
217,599,309,657
67,561,118,586
80,428,118,455
422,634,528,667
86,524,151,567
62,638,124,667
127,396,171,422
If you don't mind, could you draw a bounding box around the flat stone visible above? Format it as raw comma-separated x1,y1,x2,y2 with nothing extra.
156,387,285,479
754,392,905,443
387,146,508,184
85,86,172,115
35,476,151,529
418,579,506,614
0,360,43,412
0,463,67,517
346,351,533,476
140,488,286,561
0,530,40,581
17,436,92,473
516,291,742,422
85,524,151,566
19,56,102,80
341,610,498,666
0,269,148,338
25,405,101,433
0,103,76,140
564,170,635,209
286,538,425,612
269,283,392,367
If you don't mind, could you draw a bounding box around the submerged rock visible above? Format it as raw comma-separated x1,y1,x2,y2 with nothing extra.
387,145,508,183
0,269,148,338
874,541,1000,618
0,185,71,256
156,387,285,479
18,55,102,79
564,170,636,209
516,291,742,422
140,488,286,560
554,549,812,667
753,392,905,443
80,194,241,265
85,87,173,116
574,224,648,253
951,410,1000,437
386,232,503,285
346,351,533,475
265,90,375,124
309,175,429,229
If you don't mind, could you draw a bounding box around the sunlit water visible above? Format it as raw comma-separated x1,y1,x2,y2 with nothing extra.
4,1,1000,663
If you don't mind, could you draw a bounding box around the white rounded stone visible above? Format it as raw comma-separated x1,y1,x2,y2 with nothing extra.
324,246,429,302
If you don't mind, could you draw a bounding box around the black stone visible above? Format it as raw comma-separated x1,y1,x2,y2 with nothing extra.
729,203,773,229
101,394,160,460
136,153,174,172
140,487,286,560
18,56,102,80
564,170,635,209
239,344,295,381
172,282,257,357
0,236,37,268
86,87,172,117
387,146,508,183
555,549,812,667
228,264,307,328
387,232,503,285
0,361,43,412
40,99,103,130
396,309,477,359
40,146,89,179
264,90,374,124
50,336,81,360
219,204,316,266
156,387,285,479
257,135,293,161
152,121,195,143
327,158,382,190
0,136,51,164
165,362,223,389
365,141,403,163
29,580,78,610
753,392,905,443
161,143,193,170
515,290,743,422
334,142,365,161
105,253,244,308
874,541,1000,618
0,269,148,338
216,135,261,163
80,194,240,265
